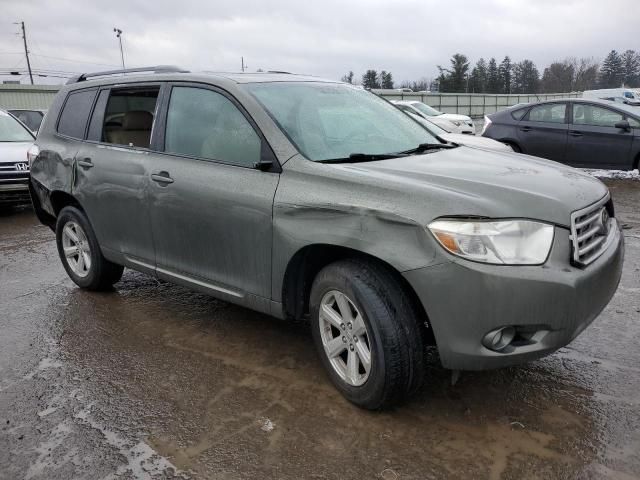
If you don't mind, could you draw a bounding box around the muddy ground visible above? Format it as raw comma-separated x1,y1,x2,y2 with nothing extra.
1,179,639,480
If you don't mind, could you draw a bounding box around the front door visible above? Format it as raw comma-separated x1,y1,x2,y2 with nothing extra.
147,84,280,300
517,102,568,161
565,103,633,168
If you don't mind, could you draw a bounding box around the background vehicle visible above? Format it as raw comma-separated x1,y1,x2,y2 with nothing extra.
482,98,640,170
0,109,34,206
392,100,475,134
405,111,513,152
583,88,640,106
7,109,47,133
29,68,623,409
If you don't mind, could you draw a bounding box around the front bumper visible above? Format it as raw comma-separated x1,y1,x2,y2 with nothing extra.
0,180,31,205
403,223,624,370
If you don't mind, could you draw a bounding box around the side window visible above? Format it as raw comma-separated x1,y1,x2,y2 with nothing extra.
101,87,160,148
57,89,97,139
573,104,623,127
164,86,261,168
527,103,566,124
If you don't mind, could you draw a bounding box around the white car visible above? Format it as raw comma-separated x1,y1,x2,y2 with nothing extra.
405,111,512,152
0,109,34,206
392,100,475,134
583,88,640,106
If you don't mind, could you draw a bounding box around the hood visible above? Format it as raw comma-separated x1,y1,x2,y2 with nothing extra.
0,142,32,165
440,133,512,152
329,147,607,227
438,113,472,121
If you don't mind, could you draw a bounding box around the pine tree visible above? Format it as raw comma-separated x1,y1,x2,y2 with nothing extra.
512,60,539,94
341,71,354,84
499,56,513,94
622,50,640,87
599,50,624,88
380,71,394,89
437,54,470,93
361,70,380,89
377,71,394,89
486,58,500,94
470,58,488,93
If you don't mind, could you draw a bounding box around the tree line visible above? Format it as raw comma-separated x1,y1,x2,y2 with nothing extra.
342,49,640,94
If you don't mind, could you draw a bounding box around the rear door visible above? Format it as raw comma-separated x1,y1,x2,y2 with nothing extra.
564,102,633,168
146,83,280,301
73,83,162,270
516,102,568,161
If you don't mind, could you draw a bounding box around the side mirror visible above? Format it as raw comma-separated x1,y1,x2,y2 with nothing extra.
614,120,631,131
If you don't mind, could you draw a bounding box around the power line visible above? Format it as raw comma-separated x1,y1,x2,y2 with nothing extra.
29,53,119,68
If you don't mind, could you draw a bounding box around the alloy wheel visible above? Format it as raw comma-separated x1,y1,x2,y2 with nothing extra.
319,290,372,386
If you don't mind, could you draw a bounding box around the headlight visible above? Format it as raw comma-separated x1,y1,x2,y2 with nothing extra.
450,120,462,126
428,219,554,265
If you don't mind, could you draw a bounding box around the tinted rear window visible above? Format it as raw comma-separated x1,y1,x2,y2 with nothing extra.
511,108,528,120
57,89,97,139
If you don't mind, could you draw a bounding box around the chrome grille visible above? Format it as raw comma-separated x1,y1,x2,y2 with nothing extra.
570,194,615,266
0,162,29,173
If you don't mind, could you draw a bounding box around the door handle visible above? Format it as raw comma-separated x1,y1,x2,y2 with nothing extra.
569,131,583,137
151,171,174,185
519,127,531,132
77,158,94,168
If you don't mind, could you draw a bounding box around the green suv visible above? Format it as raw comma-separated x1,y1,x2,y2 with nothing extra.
29,67,624,409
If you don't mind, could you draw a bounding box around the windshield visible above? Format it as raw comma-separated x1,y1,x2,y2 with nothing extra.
411,102,443,117
0,111,34,142
245,82,440,161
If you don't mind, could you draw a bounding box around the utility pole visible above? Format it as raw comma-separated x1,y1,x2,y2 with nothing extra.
114,28,125,70
241,56,246,72
16,21,33,85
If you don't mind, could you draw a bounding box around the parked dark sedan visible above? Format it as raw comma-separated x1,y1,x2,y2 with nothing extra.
482,98,640,170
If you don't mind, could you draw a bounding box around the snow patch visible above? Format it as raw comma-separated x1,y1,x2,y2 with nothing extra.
259,417,275,432
582,168,640,180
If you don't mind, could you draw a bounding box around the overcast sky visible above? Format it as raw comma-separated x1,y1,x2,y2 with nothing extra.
1,0,637,85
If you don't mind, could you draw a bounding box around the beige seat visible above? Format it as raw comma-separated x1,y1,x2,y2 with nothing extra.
107,111,153,147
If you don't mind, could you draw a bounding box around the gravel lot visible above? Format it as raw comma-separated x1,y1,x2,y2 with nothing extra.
1,178,639,480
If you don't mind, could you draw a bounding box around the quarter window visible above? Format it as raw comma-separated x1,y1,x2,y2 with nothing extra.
573,104,623,128
57,89,97,139
511,108,528,121
164,86,261,168
527,103,566,124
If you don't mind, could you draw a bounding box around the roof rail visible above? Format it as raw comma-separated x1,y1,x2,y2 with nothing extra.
66,65,189,84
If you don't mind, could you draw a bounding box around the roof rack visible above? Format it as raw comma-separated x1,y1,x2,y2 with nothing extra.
66,65,189,84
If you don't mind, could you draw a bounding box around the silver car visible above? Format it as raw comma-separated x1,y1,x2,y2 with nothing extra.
0,109,34,206
29,67,624,409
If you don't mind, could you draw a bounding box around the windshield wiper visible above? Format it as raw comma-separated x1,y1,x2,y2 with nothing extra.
318,152,407,164
399,143,457,155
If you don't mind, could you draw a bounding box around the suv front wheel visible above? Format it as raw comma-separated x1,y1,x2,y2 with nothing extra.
56,206,124,290
310,259,425,409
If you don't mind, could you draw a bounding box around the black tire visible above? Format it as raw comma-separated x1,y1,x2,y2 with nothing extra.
55,206,124,291
506,141,522,153
310,259,425,410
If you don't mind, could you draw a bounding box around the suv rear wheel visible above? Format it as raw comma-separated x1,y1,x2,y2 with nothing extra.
56,206,124,290
310,259,425,409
